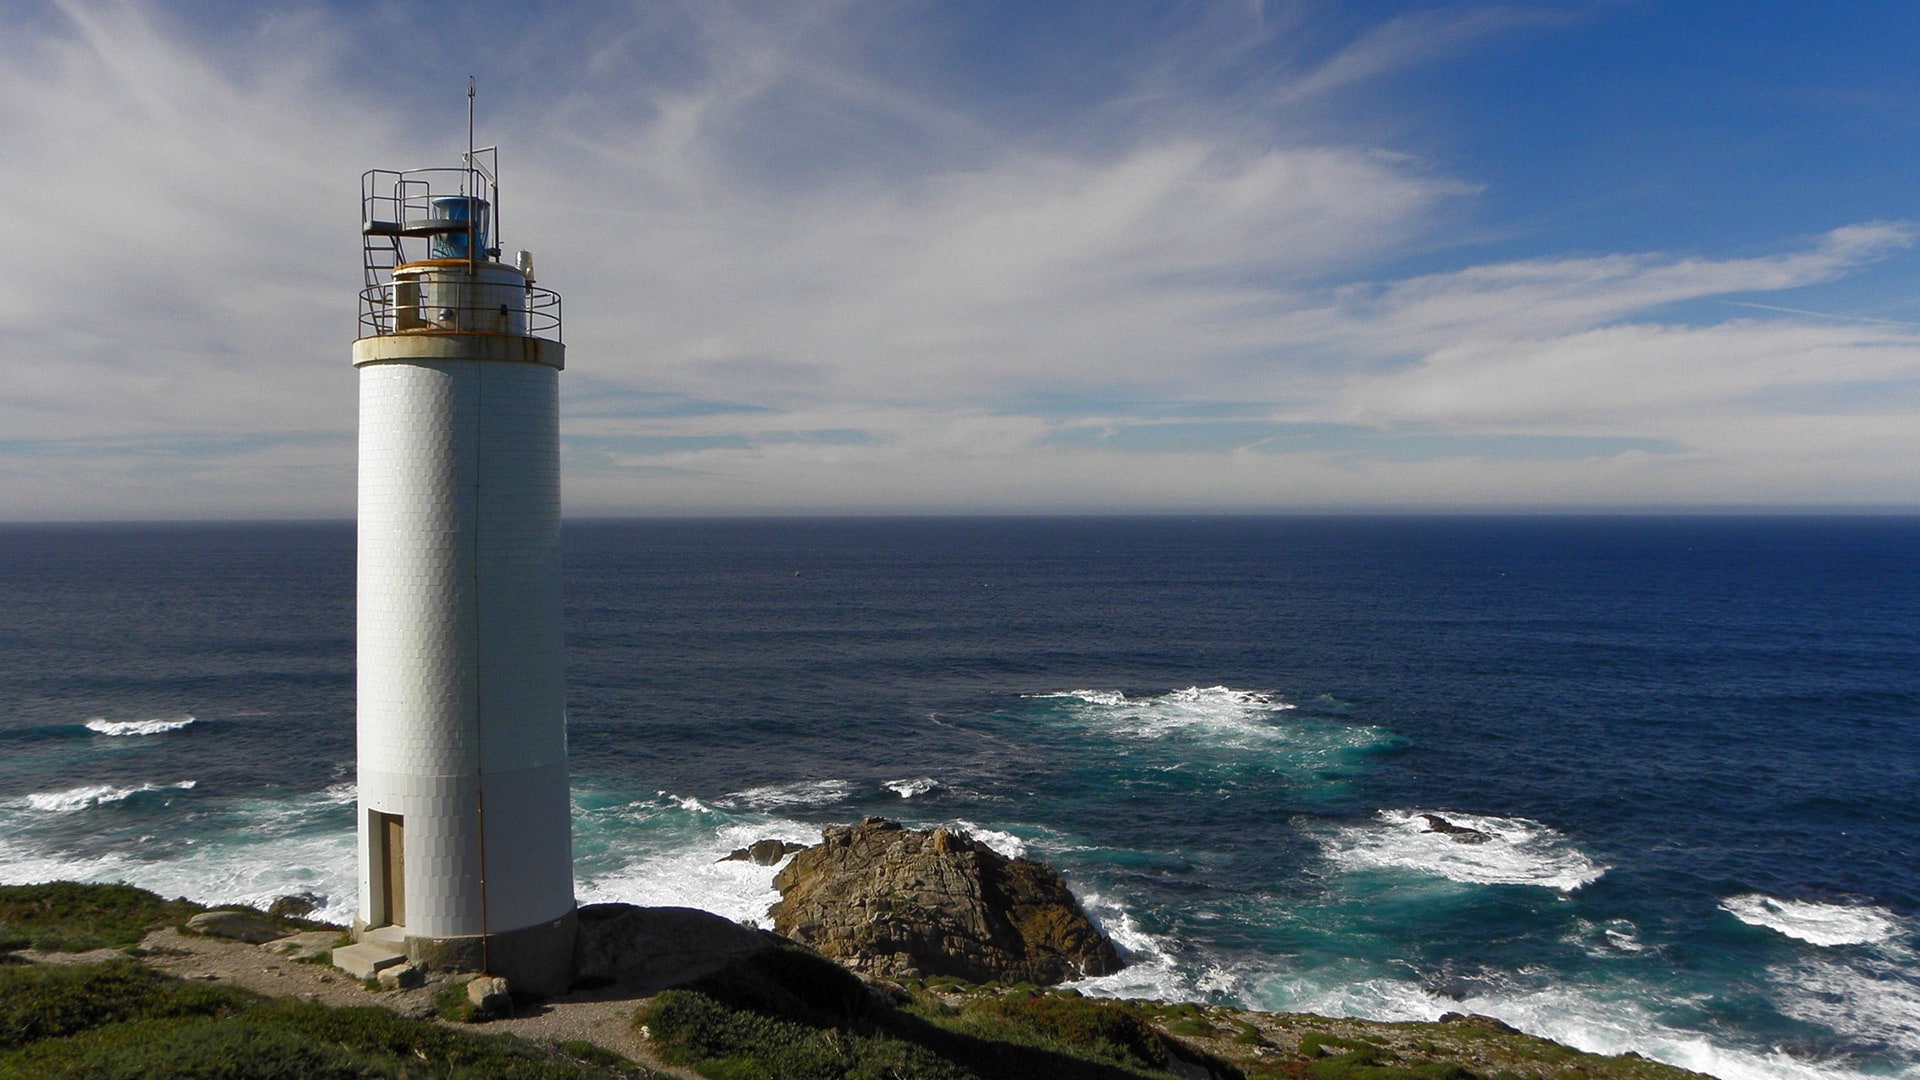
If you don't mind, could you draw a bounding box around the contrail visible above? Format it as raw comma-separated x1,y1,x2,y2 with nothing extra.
1716,300,1918,327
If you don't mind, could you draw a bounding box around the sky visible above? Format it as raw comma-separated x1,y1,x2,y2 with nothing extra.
3,0,1919,519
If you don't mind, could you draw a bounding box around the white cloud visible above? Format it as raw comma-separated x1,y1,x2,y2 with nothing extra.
1343,319,1920,429
0,1,390,449
1274,6,1567,105
536,139,1452,406
0,2,1916,517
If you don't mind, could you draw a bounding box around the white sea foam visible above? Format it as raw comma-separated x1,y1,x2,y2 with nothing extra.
1065,891,1246,1003
85,716,196,736
667,793,719,814
20,781,197,814
316,782,358,806
716,779,854,811
1721,894,1904,947
1772,952,1920,1057
946,820,1027,859
885,777,941,799
0,785,358,925
1035,685,1331,746
128,836,358,926
1322,809,1605,891
1256,973,1901,1080
1049,689,1128,707
1564,917,1654,958
575,816,822,927
1463,983,1901,1080
1257,971,1451,1023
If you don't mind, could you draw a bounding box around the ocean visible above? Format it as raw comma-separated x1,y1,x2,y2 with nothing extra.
1,516,1915,1080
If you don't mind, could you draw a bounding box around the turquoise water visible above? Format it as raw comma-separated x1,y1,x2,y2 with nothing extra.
1,517,1916,1080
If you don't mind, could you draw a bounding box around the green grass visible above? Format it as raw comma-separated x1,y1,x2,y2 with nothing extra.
0,961,251,1049
636,946,1236,1080
0,882,339,958
644,988,970,1080
0,883,204,953
0,961,650,1079
435,978,485,1023
1231,1030,1503,1080
939,992,1174,1072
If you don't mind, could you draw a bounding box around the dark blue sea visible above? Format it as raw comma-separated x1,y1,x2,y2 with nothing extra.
2,517,1917,1080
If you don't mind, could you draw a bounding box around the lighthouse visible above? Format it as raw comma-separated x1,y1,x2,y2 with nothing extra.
338,116,575,995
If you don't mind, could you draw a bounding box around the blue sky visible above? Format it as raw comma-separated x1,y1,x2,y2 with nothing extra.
3,1,1918,518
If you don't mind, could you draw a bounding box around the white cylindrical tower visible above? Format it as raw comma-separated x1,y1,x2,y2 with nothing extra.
348,150,574,995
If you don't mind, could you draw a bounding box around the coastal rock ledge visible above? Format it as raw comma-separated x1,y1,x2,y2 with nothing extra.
769,817,1123,985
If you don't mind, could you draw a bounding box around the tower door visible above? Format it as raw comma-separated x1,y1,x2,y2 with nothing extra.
371,811,405,927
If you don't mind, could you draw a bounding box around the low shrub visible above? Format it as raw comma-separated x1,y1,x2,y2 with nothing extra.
949,992,1169,1071
638,950,1246,1080
0,960,249,1049
0,962,648,1080
642,988,966,1080
0,1014,369,1080
0,883,202,953
1296,1032,1482,1080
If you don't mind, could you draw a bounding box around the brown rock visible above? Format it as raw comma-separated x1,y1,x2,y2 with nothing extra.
467,975,512,1017
376,963,424,991
266,893,322,920
768,817,1123,985
1421,814,1492,844
716,839,809,866
185,910,287,944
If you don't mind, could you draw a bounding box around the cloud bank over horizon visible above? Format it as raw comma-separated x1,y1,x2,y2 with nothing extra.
3,1,1918,519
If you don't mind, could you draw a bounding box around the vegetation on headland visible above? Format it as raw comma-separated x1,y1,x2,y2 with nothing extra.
2,883,1711,1080
0,961,650,1079
1,883,640,1078
638,943,1710,1080
0,881,206,953
0,881,335,956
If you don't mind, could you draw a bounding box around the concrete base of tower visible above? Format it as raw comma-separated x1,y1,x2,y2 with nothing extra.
353,909,580,998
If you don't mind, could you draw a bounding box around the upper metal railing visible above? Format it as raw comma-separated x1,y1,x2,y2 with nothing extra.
358,152,563,341
357,281,562,340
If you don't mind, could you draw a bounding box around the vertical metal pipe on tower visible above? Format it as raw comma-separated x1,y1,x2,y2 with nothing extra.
346,132,575,996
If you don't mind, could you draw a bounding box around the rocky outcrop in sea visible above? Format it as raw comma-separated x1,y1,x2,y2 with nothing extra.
767,816,1123,985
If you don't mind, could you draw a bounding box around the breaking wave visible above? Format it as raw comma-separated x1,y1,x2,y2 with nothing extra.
571,787,820,927
1069,891,1245,1005
1036,686,1296,743
19,781,198,814
716,779,855,811
0,783,358,925
1321,809,1605,892
1771,951,1920,1059
1258,972,1897,1080
85,717,196,736
943,820,1028,860
1721,894,1905,947
1031,686,1396,773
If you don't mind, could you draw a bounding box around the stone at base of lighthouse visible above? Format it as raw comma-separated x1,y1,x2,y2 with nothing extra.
408,911,579,998
349,910,579,999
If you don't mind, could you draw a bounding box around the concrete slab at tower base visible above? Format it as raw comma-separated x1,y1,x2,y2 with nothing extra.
333,941,408,980
358,910,579,998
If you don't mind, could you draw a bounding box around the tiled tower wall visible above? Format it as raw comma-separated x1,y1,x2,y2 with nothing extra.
356,358,573,939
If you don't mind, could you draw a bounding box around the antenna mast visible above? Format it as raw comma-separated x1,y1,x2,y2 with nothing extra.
466,78,478,272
